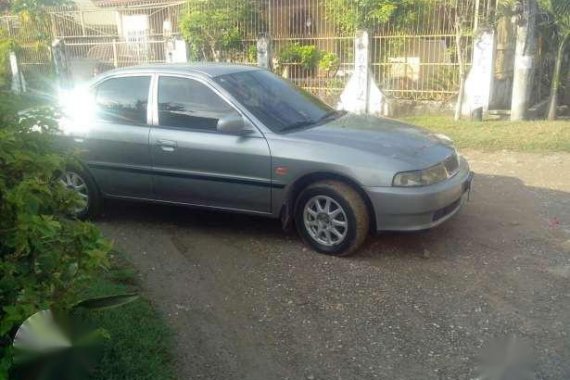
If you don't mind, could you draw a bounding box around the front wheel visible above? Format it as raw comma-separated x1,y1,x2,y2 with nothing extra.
59,168,101,219
295,180,369,256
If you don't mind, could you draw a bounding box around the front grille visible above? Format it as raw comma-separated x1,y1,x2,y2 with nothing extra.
432,198,461,222
443,153,459,177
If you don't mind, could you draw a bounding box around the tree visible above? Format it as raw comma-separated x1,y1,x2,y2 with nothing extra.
541,0,570,120
324,0,415,34
0,98,112,378
452,0,475,121
7,0,69,41
510,0,539,121
0,0,10,13
0,0,69,84
180,0,263,62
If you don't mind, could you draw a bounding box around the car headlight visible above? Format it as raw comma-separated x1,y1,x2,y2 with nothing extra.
393,163,450,187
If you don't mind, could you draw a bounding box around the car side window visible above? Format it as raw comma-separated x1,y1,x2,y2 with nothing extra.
95,76,150,125
158,76,235,131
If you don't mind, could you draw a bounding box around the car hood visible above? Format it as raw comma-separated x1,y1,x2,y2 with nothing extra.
285,113,454,167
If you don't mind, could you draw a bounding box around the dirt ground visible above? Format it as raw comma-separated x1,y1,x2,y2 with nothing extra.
97,151,570,380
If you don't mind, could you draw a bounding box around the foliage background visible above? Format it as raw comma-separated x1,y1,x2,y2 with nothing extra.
180,0,264,61
0,97,111,378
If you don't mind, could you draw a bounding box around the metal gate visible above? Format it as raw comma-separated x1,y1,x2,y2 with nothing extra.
2,0,496,102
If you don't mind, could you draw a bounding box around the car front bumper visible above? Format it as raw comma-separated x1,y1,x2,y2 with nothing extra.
365,157,473,232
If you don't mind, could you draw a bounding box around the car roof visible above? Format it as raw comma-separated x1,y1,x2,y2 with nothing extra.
97,63,261,80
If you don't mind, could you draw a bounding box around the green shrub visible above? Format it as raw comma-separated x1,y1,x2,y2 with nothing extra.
278,43,322,70
247,44,258,63
319,52,340,74
0,33,13,90
0,95,112,378
180,0,262,61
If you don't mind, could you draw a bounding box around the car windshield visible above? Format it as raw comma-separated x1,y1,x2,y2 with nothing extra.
214,70,340,133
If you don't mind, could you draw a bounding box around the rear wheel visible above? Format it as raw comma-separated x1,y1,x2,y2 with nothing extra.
59,168,101,219
295,180,369,256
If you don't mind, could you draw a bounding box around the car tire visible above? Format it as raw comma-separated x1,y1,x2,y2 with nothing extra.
59,167,102,220
294,180,369,256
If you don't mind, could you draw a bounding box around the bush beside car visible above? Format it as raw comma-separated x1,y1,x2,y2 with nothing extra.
0,95,112,378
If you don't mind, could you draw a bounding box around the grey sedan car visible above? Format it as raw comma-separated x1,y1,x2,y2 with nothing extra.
59,63,472,256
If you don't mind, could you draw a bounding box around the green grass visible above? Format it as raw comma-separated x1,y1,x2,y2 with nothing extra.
80,260,176,380
400,115,570,153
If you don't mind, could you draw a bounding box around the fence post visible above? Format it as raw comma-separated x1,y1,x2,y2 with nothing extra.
343,30,371,113
80,11,86,36
9,51,26,93
256,33,271,70
52,39,71,90
112,39,118,68
473,0,480,34
50,13,59,39
461,28,496,117
357,30,370,113
338,30,387,115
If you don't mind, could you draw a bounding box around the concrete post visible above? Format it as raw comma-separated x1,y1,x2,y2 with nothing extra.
256,33,271,70
80,11,86,36
52,39,71,90
9,51,26,93
338,30,387,115
461,29,496,117
112,39,118,68
355,30,370,114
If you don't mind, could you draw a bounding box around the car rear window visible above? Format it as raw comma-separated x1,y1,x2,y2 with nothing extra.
95,76,150,125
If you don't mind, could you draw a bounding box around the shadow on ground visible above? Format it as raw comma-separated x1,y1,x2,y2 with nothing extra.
97,173,570,380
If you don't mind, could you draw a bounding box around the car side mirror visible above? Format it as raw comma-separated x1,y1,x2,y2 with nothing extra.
217,114,253,135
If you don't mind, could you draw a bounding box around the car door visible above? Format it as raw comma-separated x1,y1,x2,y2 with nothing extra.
75,75,154,198
149,75,272,213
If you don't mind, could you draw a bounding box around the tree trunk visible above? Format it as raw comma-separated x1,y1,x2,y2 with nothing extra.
565,59,570,106
454,22,465,121
547,34,569,120
510,0,538,121
455,68,466,121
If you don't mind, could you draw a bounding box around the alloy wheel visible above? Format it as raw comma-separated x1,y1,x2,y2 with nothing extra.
303,195,348,246
60,171,89,213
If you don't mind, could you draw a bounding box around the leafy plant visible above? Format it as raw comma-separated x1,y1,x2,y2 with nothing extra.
11,293,138,380
247,44,258,64
278,44,322,70
1,0,68,91
540,0,570,119
0,96,113,378
323,0,415,34
180,0,263,61
319,52,340,76
0,36,12,91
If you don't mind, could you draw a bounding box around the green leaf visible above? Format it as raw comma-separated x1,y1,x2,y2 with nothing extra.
72,293,139,311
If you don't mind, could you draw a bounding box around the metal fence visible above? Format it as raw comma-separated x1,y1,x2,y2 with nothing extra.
372,0,479,101
0,15,53,85
1,0,496,102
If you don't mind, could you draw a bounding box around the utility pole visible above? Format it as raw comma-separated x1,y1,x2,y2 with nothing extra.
510,0,538,121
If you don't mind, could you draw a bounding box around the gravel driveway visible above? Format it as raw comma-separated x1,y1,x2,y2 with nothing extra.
98,151,570,380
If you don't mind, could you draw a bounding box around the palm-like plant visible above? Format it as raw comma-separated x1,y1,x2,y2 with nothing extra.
542,0,570,119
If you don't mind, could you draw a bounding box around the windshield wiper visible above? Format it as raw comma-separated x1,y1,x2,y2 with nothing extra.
282,111,345,132
315,110,345,125
283,120,316,131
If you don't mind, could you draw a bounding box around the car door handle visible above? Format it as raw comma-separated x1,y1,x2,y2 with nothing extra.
157,139,177,152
